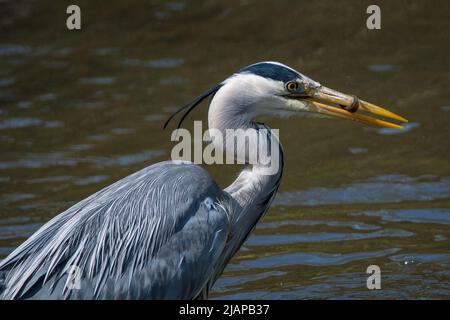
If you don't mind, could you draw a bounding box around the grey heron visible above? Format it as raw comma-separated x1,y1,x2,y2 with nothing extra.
0,61,407,299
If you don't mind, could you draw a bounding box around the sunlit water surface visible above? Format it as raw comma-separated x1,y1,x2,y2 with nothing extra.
0,0,449,299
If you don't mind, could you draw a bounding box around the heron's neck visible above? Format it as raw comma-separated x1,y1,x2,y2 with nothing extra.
208,101,284,211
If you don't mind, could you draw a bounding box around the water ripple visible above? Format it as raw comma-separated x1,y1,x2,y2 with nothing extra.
274,175,450,206
352,208,450,225
213,271,286,292
0,223,42,240
0,193,35,205
390,253,450,265
370,122,420,135
123,58,184,69
0,150,166,169
368,64,400,73
258,219,380,231
79,77,115,85
227,248,401,271
0,44,32,56
0,117,63,130
247,229,413,246
74,175,109,186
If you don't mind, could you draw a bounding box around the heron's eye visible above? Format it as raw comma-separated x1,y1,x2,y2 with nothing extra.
286,81,299,92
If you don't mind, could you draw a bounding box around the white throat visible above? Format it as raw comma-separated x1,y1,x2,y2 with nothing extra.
207,74,284,208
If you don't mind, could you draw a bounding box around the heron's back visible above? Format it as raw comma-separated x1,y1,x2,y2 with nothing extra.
0,161,230,299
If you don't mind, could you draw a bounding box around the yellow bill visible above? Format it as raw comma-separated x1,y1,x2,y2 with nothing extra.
305,86,408,128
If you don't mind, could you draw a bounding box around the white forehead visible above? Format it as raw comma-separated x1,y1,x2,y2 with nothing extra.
222,73,284,94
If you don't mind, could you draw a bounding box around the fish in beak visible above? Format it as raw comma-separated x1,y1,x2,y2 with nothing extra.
304,86,408,129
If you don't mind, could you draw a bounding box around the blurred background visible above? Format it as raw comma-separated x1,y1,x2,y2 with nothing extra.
0,0,449,299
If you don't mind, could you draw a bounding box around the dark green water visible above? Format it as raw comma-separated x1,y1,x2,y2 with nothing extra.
0,0,449,299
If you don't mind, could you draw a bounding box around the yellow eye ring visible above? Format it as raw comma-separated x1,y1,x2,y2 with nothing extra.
286,81,298,92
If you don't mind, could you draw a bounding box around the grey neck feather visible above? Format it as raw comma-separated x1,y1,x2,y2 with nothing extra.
202,76,286,287
206,79,284,284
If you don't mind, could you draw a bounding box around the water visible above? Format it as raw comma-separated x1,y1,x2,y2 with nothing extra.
0,0,449,299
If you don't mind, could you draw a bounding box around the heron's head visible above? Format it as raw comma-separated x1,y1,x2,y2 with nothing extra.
164,61,407,129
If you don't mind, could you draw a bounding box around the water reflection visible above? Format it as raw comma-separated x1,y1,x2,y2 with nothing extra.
247,229,413,246
123,58,184,69
227,248,401,270
368,64,401,73
0,78,15,87
275,175,450,206
0,150,166,169
371,122,420,135
79,77,116,85
0,44,32,56
352,208,450,225
0,117,43,129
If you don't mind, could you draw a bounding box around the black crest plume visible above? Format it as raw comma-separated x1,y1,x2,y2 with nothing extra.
163,84,223,129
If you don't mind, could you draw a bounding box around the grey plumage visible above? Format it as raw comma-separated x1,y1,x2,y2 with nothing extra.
0,162,234,299
0,61,321,300
0,131,283,299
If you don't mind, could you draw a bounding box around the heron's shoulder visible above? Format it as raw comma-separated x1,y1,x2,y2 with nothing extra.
144,160,212,177
0,160,228,299
134,160,219,191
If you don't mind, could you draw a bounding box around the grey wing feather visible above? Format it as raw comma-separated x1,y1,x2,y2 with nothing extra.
0,161,230,299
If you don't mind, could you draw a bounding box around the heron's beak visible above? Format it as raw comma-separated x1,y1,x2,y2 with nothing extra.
305,86,408,128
